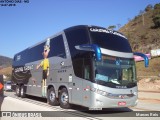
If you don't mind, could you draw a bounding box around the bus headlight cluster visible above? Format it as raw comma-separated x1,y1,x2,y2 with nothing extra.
133,91,138,96
97,89,108,96
90,87,109,97
90,87,135,99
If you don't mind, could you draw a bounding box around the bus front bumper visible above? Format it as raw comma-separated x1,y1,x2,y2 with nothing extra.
89,92,138,109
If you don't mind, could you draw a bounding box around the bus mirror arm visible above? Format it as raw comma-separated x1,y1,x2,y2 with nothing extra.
75,44,102,61
133,52,149,67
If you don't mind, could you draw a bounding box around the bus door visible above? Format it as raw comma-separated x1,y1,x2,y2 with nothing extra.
71,76,83,105
71,59,83,105
82,59,92,107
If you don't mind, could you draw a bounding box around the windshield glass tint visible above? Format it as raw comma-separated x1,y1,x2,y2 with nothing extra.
94,55,136,88
89,27,132,53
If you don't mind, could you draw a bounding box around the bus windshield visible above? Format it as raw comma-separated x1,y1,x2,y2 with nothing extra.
94,55,137,88
89,27,132,53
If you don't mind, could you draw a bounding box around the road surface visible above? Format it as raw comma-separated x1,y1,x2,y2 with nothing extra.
0,91,160,120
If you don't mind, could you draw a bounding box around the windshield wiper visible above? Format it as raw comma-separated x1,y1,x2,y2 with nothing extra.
110,79,120,85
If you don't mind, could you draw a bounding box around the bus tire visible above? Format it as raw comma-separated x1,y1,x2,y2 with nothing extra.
16,85,21,97
47,87,59,106
20,85,26,98
59,88,71,109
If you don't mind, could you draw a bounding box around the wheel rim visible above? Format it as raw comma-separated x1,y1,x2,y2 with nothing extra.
16,87,19,94
21,87,23,96
61,92,68,105
50,91,56,102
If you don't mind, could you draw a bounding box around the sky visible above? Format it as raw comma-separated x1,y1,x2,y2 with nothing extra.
0,0,159,58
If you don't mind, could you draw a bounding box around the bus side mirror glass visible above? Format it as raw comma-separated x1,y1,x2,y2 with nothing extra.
134,52,149,67
75,44,102,61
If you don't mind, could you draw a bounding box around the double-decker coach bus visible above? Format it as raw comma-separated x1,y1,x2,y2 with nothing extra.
12,25,149,109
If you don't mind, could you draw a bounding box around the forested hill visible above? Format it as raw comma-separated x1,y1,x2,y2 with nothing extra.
119,3,160,53
0,55,12,68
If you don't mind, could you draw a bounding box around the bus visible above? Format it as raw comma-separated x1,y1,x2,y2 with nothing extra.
12,25,149,110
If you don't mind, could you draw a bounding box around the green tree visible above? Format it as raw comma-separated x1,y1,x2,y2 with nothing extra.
145,4,153,12
153,3,160,16
154,3,160,10
152,3,160,27
153,14,160,27
107,25,116,30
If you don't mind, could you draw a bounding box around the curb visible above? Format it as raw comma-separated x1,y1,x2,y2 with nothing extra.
138,90,160,93
138,98,160,102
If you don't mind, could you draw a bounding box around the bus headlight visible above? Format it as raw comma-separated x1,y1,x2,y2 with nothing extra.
97,89,108,96
91,88,109,97
133,91,138,96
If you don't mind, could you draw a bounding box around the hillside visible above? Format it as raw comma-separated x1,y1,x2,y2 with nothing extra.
0,55,12,79
0,55,12,68
119,3,160,53
136,56,160,77
0,66,12,77
136,57,160,92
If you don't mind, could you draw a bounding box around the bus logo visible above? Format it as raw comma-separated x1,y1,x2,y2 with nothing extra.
60,61,64,66
16,55,21,61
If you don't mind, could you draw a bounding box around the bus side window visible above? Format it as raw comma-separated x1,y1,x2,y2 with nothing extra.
72,59,83,78
49,35,66,58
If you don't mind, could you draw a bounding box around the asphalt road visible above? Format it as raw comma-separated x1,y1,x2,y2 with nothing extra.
0,91,160,120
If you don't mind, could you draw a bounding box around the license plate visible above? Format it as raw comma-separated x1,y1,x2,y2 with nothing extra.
7,86,11,89
118,101,126,106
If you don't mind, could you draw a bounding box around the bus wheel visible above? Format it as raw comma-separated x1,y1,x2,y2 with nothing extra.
16,85,21,97
20,85,26,98
47,87,59,106
59,88,71,109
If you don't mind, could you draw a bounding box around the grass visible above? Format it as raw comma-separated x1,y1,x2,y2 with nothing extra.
0,67,12,76
136,56,160,77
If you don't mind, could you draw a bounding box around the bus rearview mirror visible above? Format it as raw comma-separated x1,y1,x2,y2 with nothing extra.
75,44,102,61
134,52,149,67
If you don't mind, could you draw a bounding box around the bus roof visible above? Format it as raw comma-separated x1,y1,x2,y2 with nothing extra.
13,25,126,57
